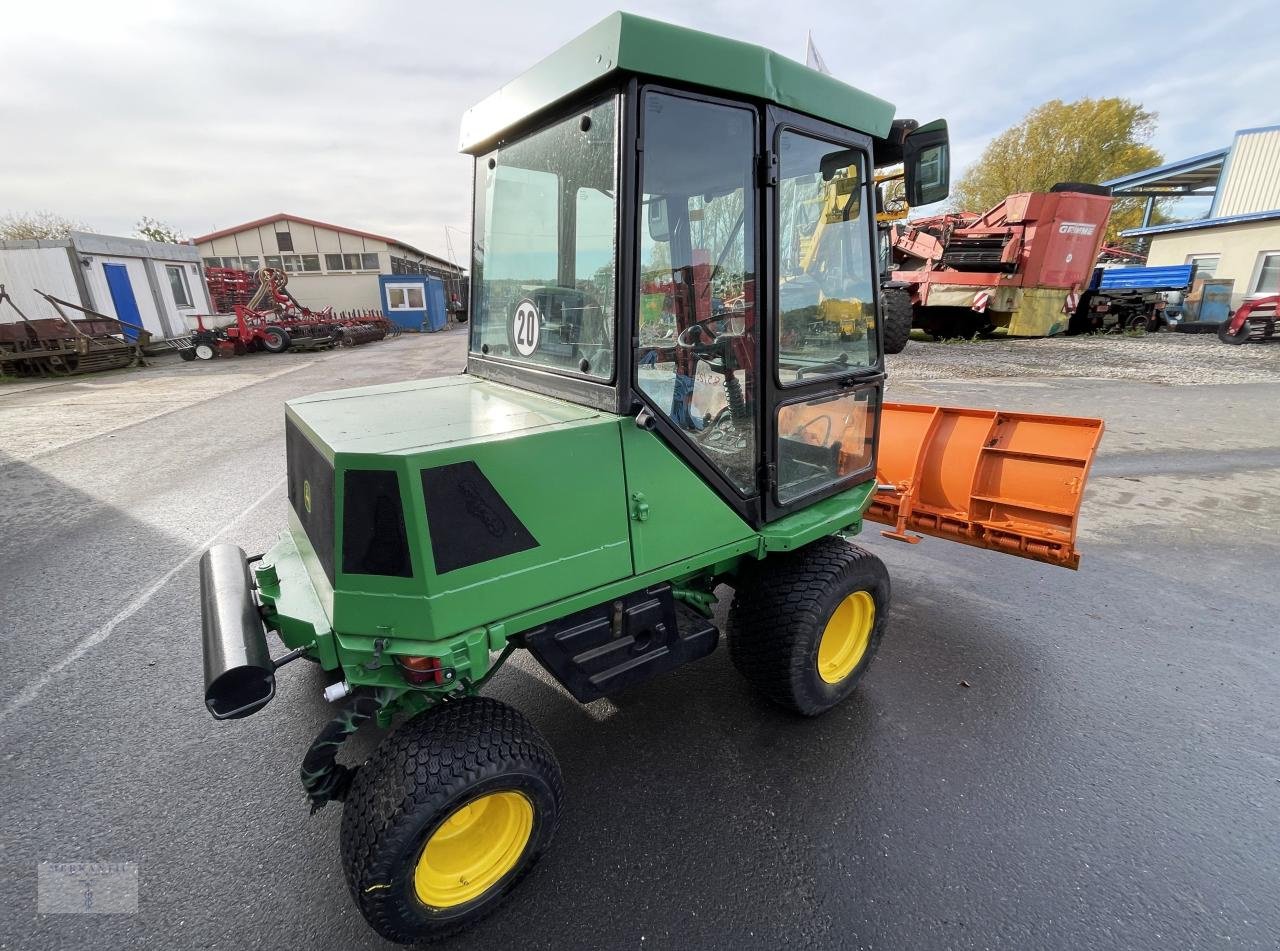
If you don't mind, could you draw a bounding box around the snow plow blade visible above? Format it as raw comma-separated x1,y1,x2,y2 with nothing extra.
868,403,1104,569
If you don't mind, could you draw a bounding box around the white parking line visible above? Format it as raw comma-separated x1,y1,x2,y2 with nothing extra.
1,477,286,720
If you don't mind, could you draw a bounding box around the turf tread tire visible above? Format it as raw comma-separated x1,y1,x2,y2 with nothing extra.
728,537,889,716
340,697,563,944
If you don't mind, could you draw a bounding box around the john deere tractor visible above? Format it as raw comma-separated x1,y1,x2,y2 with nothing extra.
200,13,1101,943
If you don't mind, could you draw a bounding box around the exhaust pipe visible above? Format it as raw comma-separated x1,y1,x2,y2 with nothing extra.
200,544,275,720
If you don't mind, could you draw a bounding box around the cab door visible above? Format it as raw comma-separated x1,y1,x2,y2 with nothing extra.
762,109,883,522
630,85,763,528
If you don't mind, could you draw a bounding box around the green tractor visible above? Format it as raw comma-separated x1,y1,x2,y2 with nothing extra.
200,13,1099,943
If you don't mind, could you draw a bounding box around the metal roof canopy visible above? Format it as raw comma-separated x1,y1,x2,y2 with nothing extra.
1101,147,1228,199
1120,207,1280,238
458,12,896,155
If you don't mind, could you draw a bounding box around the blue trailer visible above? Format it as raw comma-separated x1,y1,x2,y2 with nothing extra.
1072,264,1194,333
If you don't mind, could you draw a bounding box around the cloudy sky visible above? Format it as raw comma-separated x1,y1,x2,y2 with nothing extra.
2,1,1276,260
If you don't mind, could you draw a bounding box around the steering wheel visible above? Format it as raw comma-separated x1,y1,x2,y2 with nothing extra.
675,311,743,353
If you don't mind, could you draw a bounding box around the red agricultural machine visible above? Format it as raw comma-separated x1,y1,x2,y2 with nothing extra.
886,183,1113,339
185,267,399,361
1218,294,1279,345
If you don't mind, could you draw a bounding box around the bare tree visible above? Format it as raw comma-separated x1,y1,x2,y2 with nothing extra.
0,210,94,240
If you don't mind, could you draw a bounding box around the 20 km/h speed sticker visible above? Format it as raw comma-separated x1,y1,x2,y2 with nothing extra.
512,299,540,356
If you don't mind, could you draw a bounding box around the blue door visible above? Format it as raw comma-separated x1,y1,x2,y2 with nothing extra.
425,277,448,332
1198,279,1234,324
103,263,142,339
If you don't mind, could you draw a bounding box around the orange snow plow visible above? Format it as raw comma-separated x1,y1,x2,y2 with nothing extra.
869,403,1104,569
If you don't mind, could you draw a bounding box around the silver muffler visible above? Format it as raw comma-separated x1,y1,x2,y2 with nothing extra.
200,544,275,720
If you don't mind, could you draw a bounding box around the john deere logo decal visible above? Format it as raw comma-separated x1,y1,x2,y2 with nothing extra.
303,479,312,514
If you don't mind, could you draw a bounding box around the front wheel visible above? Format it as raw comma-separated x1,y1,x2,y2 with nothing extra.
728,537,889,715
881,287,913,354
1217,315,1251,344
340,697,563,944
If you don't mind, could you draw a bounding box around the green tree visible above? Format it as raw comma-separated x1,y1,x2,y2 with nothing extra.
0,210,93,240
952,98,1163,241
135,216,187,244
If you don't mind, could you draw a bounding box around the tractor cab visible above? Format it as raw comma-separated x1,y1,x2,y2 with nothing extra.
462,13,950,526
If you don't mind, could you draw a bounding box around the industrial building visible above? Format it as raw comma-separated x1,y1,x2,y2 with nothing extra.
0,232,210,339
1108,125,1280,307
194,214,464,314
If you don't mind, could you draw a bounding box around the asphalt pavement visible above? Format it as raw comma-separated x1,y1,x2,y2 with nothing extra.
1,330,1277,951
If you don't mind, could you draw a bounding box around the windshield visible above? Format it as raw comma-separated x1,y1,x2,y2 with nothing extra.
470,98,617,380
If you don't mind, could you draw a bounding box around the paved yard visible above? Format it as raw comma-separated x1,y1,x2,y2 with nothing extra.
1,329,1277,950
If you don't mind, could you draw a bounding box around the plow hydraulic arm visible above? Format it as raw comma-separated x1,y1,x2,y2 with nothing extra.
870,403,1104,569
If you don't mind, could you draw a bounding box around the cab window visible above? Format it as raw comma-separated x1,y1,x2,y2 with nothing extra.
776,131,877,384
634,92,758,495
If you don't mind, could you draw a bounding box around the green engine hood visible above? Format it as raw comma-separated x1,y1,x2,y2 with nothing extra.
287,374,613,457
282,374,635,647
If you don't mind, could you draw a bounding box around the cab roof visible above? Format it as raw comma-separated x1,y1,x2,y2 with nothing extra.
459,12,896,155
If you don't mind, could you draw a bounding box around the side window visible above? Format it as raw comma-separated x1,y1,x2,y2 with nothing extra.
776,388,876,504
776,131,877,383
165,264,193,309
1254,252,1280,294
634,92,758,495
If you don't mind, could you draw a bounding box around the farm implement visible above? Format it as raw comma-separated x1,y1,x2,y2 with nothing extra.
0,285,146,377
1217,294,1279,344
185,266,398,360
886,184,1114,340
198,14,1104,943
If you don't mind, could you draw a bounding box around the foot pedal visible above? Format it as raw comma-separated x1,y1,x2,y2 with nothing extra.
523,584,718,702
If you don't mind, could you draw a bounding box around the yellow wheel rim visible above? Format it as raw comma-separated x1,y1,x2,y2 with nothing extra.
817,590,875,684
414,791,534,909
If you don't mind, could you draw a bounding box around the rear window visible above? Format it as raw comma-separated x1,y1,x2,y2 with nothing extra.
470,97,618,381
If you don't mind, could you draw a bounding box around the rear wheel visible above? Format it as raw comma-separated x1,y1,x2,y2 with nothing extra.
341,697,563,944
728,537,889,715
881,287,913,354
261,326,291,353
179,348,197,362
1217,315,1251,344
194,343,216,360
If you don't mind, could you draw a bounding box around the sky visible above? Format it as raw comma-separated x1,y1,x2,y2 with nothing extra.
1,0,1277,262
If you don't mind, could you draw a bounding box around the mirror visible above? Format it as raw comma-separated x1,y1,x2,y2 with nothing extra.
647,197,670,242
815,149,862,222
903,118,950,207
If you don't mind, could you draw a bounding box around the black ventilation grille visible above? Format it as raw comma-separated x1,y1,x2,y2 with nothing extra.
342,470,412,578
420,461,538,574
